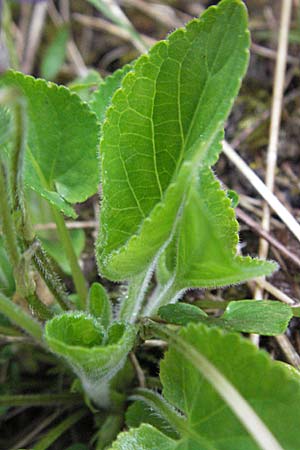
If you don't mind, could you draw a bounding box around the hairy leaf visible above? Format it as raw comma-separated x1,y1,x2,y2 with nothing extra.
144,168,276,316
0,70,99,217
113,324,300,449
98,0,250,280
45,313,136,407
175,168,276,289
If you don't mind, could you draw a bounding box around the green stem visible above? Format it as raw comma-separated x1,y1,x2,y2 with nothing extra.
0,393,83,407
0,161,20,268
142,276,181,317
51,207,88,309
0,292,43,342
34,410,86,450
96,414,124,450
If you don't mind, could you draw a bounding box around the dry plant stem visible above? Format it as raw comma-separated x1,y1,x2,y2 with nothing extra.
122,0,183,28
236,208,300,268
258,0,292,260
48,1,88,77
35,220,97,231
222,141,300,243
130,352,146,388
10,410,62,450
275,334,300,369
22,1,48,73
73,13,155,48
254,279,296,305
255,0,293,327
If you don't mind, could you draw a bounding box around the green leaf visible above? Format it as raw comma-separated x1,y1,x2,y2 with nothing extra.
113,324,300,449
175,167,276,289
0,70,100,217
41,25,69,81
220,300,292,335
98,0,250,280
158,300,292,335
90,64,132,127
44,312,136,407
144,167,276,316
88,282,112,328
158,303,207,326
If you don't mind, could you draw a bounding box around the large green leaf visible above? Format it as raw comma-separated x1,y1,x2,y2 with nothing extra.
0,70,100,218
98,0,250,280
45,313,136,407
113,324,300,449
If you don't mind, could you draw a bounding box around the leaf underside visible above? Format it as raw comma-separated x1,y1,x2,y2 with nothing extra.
113,324,300,449
97,0,251,280
0,70,100,218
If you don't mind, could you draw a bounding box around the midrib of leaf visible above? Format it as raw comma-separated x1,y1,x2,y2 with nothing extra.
179,6,240,169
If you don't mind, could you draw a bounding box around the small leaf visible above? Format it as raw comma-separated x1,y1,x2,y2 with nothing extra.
220,300,292,335
98,0,250,280
88,282,112,328
0,70,100,217
114,323,300,449
45,313,136,407
41,26,69,81
158,303,207,326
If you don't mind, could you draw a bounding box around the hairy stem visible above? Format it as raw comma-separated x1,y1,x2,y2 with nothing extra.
143,276,182,317
0,161,20,268
51,207,88,309
0,292,43,342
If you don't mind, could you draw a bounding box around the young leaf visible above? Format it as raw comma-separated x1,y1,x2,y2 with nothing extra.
113,324,300,449
159,303,208,326
220,300,292,335
158,300,292,336
98,0,250,280
0,70,99,218
44,312,136,407
88,282,112,328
